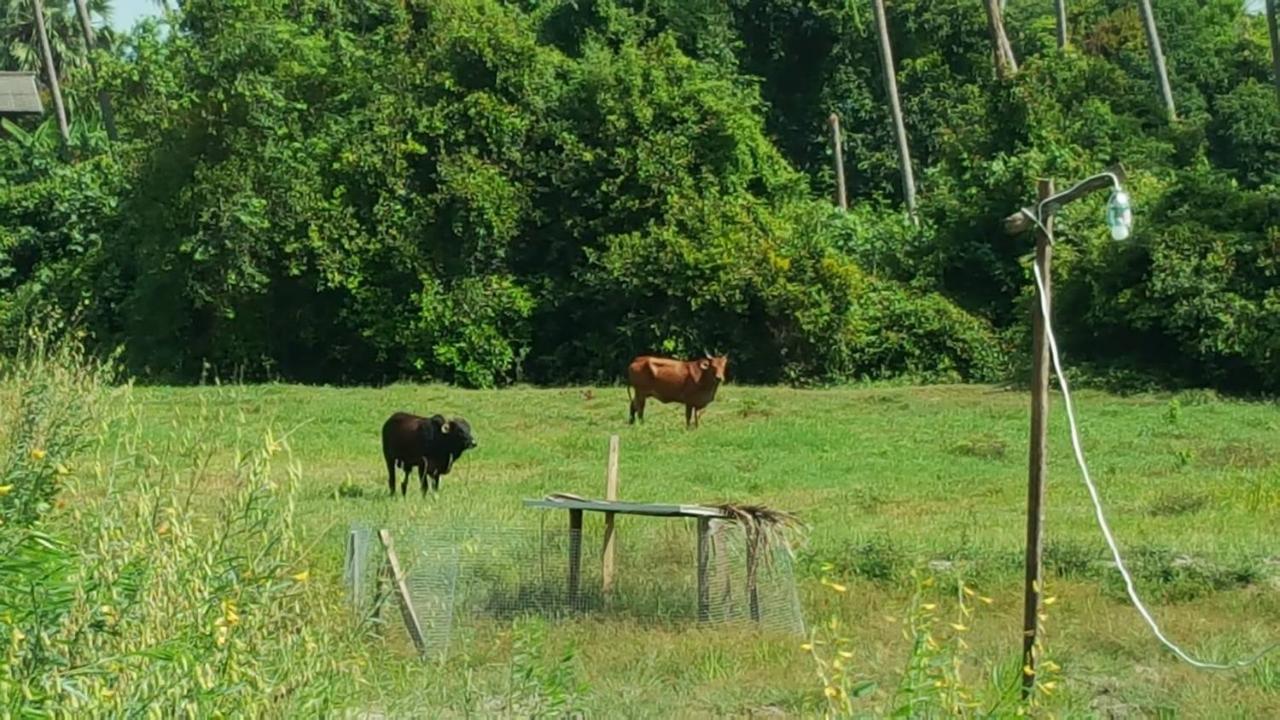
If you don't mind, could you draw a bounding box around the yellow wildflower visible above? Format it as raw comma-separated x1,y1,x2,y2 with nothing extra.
1043,596,1057,605
800,643,813,651
291,570,310,582
823,686,840,699
821,577,848,593
838,650,854,659
55,464,70,476
978,596,994,605
921,603,937,611
0,485,12,496
29,449,45,461
1043,660,1061,672
950,623,968,632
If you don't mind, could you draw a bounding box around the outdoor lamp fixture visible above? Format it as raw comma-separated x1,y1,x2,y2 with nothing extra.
1106,185,1133,241
1003,165,1132,242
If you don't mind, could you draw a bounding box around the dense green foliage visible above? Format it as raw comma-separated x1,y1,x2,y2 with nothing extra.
0,0,1276,390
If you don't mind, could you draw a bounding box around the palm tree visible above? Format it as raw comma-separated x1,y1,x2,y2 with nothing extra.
0,0,114,79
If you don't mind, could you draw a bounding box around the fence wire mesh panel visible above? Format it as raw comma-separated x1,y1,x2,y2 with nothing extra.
345,517,804,657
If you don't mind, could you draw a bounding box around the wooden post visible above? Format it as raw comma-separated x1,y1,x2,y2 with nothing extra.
73,0,117,141
870,0,916,215
1022,179,1054,699
378,529,427,656
828,113,848,211
601,435,620,597
745,533,761,623
696,517,711,622
1136,0,1176,122
32,0,71,152
568,509,584,607
1054,0,1068,49
983,0,1019,79
1267,0,1280,102
346,530,358,606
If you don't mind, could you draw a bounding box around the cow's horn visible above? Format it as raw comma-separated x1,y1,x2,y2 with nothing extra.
442,421,452,433
703,348,711,358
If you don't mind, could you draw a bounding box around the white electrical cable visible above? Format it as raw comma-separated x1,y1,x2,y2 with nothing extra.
1031,262,1280,669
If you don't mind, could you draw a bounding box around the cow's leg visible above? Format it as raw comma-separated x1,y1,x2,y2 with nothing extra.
632,392,647,424
695,407,705,427
431,471,441,493
386,457,397,496
418,464,429,496
401,466,410,496
685,404,694,428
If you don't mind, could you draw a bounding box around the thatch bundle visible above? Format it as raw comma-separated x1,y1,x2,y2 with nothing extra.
712,503,807,565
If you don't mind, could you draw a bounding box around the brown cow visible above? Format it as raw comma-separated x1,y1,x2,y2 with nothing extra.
627,352,729,428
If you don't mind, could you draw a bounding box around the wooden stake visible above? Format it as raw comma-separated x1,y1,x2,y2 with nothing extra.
1054,0,1069,49
601,435,620,597
32,0,70,152
983,0,1019,79
1136,0,1177,122
1022,179,1054,699
1267,0,1280,102
568,509,584,607
73,0,117,141
378,529,427,655
870,0,916,215
696,517,711,622
828,113,848,211
745,532,761,623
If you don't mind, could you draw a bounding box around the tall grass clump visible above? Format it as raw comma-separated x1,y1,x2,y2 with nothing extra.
805,567,1063,717
0,330,369,716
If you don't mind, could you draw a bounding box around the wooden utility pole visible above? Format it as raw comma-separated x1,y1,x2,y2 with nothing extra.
1136,0,1176,121
73,0,118,141
601,435,620,597
1054,0,1069,49
983,0,1019,79
828,113,848,211
1267,0,1280,102
1021,179,1053,699
870,0,916,214
32,0,70,151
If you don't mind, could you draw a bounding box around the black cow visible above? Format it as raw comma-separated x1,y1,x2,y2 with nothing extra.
381,412,477,496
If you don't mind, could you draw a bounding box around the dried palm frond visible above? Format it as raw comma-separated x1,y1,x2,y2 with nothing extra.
712,503,807,565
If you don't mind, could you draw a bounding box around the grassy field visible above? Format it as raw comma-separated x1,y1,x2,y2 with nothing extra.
66,381,1280,716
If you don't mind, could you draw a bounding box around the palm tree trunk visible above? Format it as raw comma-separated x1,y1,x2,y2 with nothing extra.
74,0,118,141
1267,0,1280,102
870,0,916,215
32,0,71,151
1054,0,1068,49
983,0,1018,79
1136,0,1176,122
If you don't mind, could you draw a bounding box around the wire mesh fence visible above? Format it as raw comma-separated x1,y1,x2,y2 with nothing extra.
343,517,805,658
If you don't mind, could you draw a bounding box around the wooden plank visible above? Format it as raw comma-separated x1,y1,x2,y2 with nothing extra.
696,517,711,622
1022,179,1054,698
378,529,428,656
568,509,584,608
602,435,620,597
523,497,729,519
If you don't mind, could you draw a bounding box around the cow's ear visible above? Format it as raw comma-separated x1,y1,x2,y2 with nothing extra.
442,420,452,434
699,359,710,370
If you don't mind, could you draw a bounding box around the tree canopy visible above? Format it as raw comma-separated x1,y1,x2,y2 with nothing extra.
0,0,1276,391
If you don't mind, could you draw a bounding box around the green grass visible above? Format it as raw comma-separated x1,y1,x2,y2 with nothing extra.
70,383,1280,716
